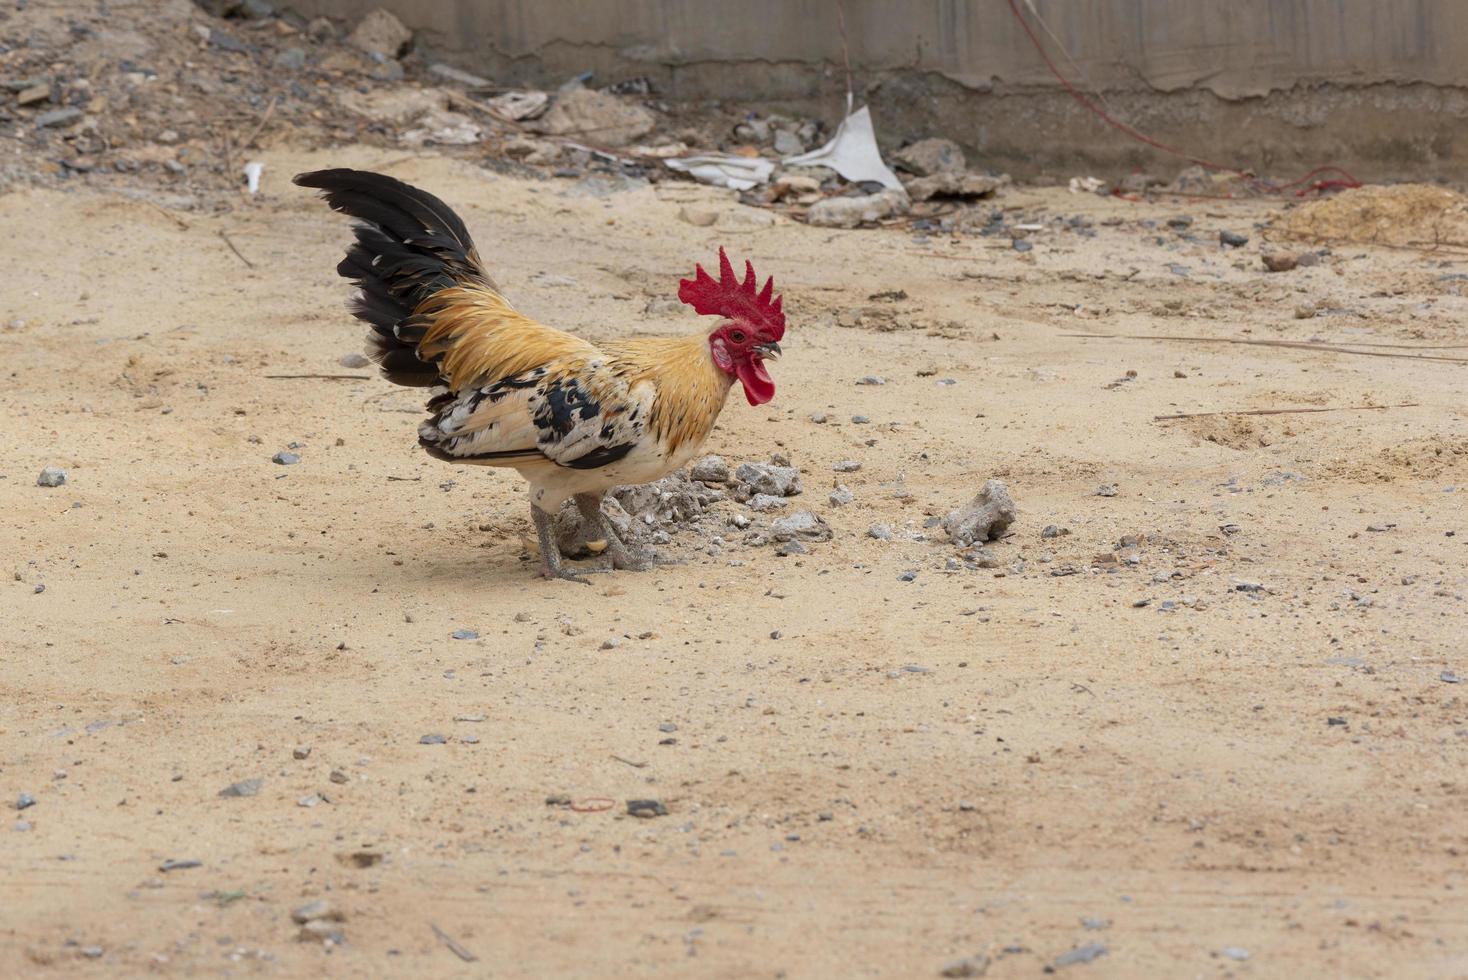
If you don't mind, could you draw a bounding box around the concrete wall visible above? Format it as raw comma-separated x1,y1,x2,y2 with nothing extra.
289,0,1468,181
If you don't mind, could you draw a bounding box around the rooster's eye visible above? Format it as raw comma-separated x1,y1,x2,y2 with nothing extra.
730,330,747,343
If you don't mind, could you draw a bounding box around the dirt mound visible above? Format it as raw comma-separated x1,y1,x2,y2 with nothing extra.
1275,183,1468,247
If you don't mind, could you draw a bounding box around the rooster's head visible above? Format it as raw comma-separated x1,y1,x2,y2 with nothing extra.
679,247,785,406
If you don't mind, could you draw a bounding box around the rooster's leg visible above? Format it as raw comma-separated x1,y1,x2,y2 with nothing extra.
531,504,590,584
574,493,656,572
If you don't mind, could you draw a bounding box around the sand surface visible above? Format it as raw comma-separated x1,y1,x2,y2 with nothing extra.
4,150,1467,977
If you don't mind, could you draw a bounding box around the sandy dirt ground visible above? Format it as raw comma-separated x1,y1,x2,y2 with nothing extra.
3,149,1468,978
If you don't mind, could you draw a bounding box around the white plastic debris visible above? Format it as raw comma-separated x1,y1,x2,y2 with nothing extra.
1069,175,1105,194
664,154,776,191
783,105,901,190
243,160,264,194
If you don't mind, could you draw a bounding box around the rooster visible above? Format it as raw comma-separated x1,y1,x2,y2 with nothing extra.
294,169,786,581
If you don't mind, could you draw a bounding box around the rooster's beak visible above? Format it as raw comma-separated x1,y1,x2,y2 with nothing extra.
755,341,782,361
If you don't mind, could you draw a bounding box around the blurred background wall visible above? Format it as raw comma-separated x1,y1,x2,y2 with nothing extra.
286,0,1468,180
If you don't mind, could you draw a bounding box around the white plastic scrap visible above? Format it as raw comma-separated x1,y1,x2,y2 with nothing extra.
783,105,902,190
664,154,776,191
243,160,264,194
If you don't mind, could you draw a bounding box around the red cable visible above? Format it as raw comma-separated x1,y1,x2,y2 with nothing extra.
1005,0,1360,197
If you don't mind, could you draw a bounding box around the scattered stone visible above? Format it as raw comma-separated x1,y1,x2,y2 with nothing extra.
159,858,202,872
37,467,67,487
298,919,345,944
273,47,307,71
1040,524,1069,539
36,106,83,128
16,83,50,106
770,510,832,543
806,188,910,228
851,415,871,424
292,746,311,760
338,352,370,368
897,570,918,582
339,87,447,126
272,451,300,465
904,172,1004,202
451,628,479,640
894,137,966,176
1262,252,1299,272
735,461,801,496
833,460,862,473
418,734,447,744
1219,229,1248,247
600,637,620,650
1012,239,1033,253
16,793,36,811
829,485,854,507
746,493,788,512
1219,947,1250,961
943,479,1017,546
775,540,808,556
627,799,668,818
939,953,990,978
533,86,656,147
1095,484,1118,497
1054,943,1108,968
855,375,887,385
1442,671,1461,684
292,900,341,924
297,793,323,808
966,547,1002,568
329,769,349,784
218,778,262,798
347,8,412,59
677,206,718,227
867,523,892,540
1294,302,1317,319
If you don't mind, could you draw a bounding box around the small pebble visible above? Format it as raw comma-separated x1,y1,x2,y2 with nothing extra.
658,722,678,733
867,523,892,540
36,467,67,487
451,629,479,640
16,793,36,811
600,637,621,650
1442,671,1461,684
1220,947,1250,961
338,352,370,368
218,778,262,798
897,570,918,582
1054,943,1108,967
855,376,886,386
272,451,300,466
833,460,862,473
626,799,668,818
1095,484,1118,497
418,734,447,745
292,746,311,760
829,485,854,507
1219,229,1248,247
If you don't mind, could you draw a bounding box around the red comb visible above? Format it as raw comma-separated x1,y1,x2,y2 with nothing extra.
678,247,785,341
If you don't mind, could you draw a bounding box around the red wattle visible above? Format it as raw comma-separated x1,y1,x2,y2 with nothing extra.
735,358,775,405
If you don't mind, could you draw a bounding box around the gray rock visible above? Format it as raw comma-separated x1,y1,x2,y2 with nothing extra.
273,451,300,465
627,799,668,818
451,628,479,640
772,129,805,156
770,510,832,543
939,953,990,977
1094,483,1118,497
291,900,339,924
829,485,854,507
897,570,918,582
1054,943,1108,968
611,471,719,525
867,523,892,540
16,793,36,810
159,858,202,872
36,107,82,128
966,547,1002,568
418,733,447,744
1220,947,1250,961
806,188,910,228
1219,229,1248,247
746,493,788,512
347,8,411,59
895,138,966,176
833,460,862,473
735,461,801,497
218,778,262,798
855,375,886,385
943,479,1017,546
272,47,307,70
37,467,67,487
338,352,370,368
690,455,730,483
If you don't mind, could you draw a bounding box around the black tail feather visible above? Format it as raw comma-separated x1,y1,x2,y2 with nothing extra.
296,168,493,387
